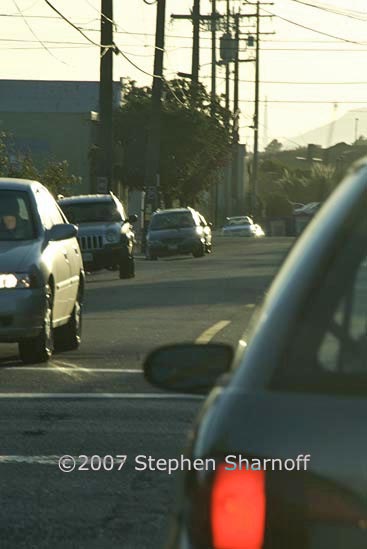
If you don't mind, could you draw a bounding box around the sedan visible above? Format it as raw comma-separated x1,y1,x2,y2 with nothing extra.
0,179,84,364
222,216,265,237
143,158,367,548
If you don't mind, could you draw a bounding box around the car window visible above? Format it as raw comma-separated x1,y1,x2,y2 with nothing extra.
272,209,367,395
0,190,36,241
149,212,195,230
60,200,122,224
35,187,64,229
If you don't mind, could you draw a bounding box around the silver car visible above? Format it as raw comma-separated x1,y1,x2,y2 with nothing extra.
0,179,84,364
222,216,265,237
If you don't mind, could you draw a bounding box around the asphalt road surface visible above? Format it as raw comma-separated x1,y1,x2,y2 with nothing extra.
0,237,294,549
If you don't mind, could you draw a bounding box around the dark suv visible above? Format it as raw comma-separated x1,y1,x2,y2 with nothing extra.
58,193,137,279
146,207,212,260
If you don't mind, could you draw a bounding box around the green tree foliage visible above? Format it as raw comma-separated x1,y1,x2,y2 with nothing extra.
264,139,282,154
277,163,336,203
114,79,232,206
0,132,77,196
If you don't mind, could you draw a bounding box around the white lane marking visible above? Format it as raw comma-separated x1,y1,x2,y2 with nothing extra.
1,367,141,373
49,361,80,379
0,393,204,399
195,320,231,343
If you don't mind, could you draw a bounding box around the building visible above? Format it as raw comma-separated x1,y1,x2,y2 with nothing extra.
0,79,123,194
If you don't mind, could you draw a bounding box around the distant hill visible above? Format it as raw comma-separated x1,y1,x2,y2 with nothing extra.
288,109,367,149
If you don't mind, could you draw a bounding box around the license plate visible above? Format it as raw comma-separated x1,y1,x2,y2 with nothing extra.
82,252,93,262
168,245,178,251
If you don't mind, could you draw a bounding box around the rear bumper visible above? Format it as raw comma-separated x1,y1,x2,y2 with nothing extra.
147,239,204,257
0,288,45,343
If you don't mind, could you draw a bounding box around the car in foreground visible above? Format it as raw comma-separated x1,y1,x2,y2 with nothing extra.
146,207,212,260
0,178,84,364
143,158,367,548
222,215,265,237
58,193,137,279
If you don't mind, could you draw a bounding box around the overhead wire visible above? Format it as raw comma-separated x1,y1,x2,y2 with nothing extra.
261,6,367,45
12,0,69,64
43,0,115,49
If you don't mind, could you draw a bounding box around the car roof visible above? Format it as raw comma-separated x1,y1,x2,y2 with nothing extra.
58,194,115,204
0,178,40,191
153,208,192,215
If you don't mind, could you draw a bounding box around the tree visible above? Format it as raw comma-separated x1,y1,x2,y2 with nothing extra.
114,79,232,206
0,132,78,196
265,139,282,154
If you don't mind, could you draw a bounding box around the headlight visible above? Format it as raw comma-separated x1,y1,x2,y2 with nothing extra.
106,230,119,243
0,273,32,289
195,227,204,236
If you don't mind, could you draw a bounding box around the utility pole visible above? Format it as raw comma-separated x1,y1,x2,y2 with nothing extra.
99,0,114,194
251,0,260,217
192,0,200,88
225,0,230,123
210,0,217,117
142,0,166,251
172,0,201,104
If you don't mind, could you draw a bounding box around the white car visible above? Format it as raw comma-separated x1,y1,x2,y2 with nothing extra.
0,179,84,364
222,216,265,237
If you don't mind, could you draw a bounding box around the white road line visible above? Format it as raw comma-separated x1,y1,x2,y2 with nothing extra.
1,367,141,373
195,320,231,343
0,393,204,400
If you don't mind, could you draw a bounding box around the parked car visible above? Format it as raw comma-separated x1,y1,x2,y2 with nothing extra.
58,193,137,279
0,178,84,364
143,159,367,548
145,207,212,260
222,215,265,237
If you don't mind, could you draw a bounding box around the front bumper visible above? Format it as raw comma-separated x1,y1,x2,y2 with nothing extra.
0,288,45,343
147,238,204,257
81,245,129,269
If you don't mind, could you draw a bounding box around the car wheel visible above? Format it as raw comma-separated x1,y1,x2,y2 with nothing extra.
192,243,205,258
145,248,158,261
19,284,54,364
119,256,135,279
54,288,83,352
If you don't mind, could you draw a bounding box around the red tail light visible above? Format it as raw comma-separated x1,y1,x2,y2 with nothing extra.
211,464,266,549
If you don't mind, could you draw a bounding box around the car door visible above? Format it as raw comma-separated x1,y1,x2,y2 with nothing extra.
34,187,75,322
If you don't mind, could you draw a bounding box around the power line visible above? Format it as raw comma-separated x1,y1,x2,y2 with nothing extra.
261,7,367,45
239,99,367,104
290,0,367,21
43,0,114,49
12,0,67,64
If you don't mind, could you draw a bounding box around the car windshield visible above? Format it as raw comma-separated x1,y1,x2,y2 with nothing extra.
226,217,252,226
60,201,122,223
0,190,36,241
149,212,195,230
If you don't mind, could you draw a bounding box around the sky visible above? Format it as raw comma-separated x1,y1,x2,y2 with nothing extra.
1,0,367,150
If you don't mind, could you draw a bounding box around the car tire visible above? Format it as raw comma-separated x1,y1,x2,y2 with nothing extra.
119,256,135,279
19,284,54,364
146,249,158,261
192,244,205,258
54,288,83,352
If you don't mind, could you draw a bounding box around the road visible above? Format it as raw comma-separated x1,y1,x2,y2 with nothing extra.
0,237,293,549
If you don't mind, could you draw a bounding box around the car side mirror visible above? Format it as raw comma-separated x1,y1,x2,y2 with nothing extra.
208,222,213,228
143,343,234,394
47,223,78,241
